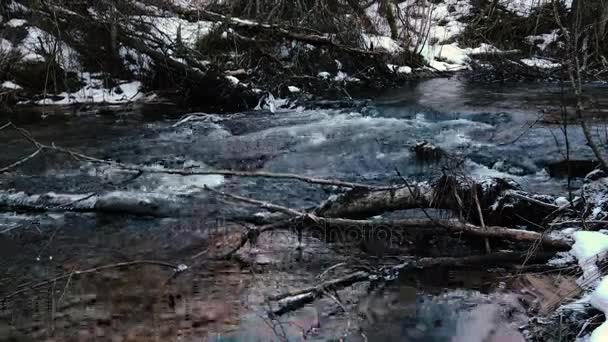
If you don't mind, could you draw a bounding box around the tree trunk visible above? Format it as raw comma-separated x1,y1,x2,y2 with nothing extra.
314,176,557,227
380,0,399,40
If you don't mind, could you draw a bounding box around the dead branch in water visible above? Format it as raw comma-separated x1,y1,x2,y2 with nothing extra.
202,186,572,250
314,176,558,227
474,184,492,254
0,148,43,173
316,218,572,250
0,122,11,131
270,271,370,315
270,251,557,316
202,185,307,217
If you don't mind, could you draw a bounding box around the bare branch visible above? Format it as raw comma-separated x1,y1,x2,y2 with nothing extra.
505,191,560,210
270,251,557,315
202,185,306,217
0,148,43,173
0,122,11,131
202,187,571,250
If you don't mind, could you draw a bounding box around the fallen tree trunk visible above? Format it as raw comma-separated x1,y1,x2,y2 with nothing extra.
202,186,572,250
299,217,572,251
315,175,558,227
0,190,185,217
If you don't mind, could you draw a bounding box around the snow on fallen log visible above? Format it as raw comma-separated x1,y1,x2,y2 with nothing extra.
0,190,187,217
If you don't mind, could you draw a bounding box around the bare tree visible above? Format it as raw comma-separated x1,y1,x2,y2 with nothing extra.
553,0,608,170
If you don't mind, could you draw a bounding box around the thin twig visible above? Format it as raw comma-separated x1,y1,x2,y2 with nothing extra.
317,262,347,279
549,220,608,227
506,191,560,210
201,185,306,217
473,188,492,254
0,122,11,131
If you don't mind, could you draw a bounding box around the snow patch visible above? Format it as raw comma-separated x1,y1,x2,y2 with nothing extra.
137,16,216,48
18,26,80,69
526,29,560,51
387,64,412,74
571,231,608,288
140,174,224,194
548,251,576,266
520,58,561,69
555,196,569,207
287,86,301,93
0,38,12,52
318,71,331,79
361,34,403,53
254,93,290,113
583,177,608,220
588,276,608,341
225,75,240,85
501,0,550,16
1,81,22,90
334,71,360,82
561,228,608,340
33,75,142,105
6,18,27,27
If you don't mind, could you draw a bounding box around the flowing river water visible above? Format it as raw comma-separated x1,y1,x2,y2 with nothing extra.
0,78,607,341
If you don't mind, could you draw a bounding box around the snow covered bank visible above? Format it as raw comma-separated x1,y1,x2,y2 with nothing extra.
564,231,608,341
545,174,608,340
0,0,581,110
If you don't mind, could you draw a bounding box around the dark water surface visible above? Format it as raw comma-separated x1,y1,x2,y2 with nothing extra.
1,78,606,341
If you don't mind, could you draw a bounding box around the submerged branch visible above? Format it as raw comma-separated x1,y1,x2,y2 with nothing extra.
270,251,557,316
0,148,43,173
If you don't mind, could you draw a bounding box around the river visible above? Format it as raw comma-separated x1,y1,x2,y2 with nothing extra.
0,78,606,341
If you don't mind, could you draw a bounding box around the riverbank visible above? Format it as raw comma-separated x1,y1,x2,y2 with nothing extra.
1,0,598,114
